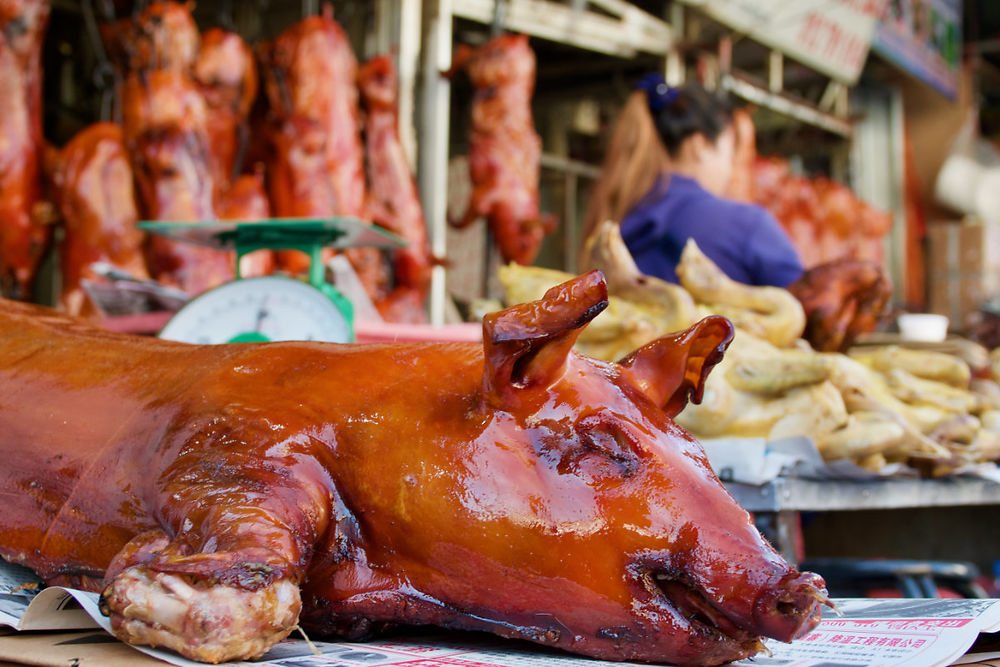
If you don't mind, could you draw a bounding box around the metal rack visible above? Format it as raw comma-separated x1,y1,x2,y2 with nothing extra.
726,476,1000,563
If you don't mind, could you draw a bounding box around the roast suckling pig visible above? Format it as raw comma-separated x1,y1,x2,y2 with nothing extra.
449,33,555,266
260,8,386,299
359,53,433,323
0,271,828,666
48,122,148,317
0,0,49,299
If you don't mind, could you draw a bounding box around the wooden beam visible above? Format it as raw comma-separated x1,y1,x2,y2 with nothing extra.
721,71,852,137
418,0,453,325
452,0,672,57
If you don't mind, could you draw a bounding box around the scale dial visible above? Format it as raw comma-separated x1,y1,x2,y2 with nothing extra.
159,276,351,344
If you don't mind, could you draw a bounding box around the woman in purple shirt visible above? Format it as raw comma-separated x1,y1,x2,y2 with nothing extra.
583,74,803,288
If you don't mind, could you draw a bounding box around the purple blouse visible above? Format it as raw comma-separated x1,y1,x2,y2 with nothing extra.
620,174,804,287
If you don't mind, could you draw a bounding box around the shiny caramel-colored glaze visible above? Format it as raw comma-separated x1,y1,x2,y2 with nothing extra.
448,34,555,266
0,272,826,666
49,122,148,316
0,0,49,299
359,53,432,319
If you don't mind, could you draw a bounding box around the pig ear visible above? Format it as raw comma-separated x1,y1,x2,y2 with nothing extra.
618,316,734,418
482,271,609,404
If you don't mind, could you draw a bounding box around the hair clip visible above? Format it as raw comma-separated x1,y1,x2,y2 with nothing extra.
636,72,679,112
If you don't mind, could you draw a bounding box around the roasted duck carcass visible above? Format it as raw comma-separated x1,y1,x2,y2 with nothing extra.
261,9,386,299
449,33,555,265
48,122,147,317
0,272,829,666
359,53,433,323
788,258,892,352
0,0,50,299
122,69,235,295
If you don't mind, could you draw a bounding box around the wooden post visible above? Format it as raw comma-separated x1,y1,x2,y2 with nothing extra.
418,0,453,325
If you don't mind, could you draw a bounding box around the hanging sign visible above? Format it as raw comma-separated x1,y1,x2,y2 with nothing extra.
871,0,961,99
681,0,887,85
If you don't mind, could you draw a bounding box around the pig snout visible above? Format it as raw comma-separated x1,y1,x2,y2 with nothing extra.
752,571,829,642
630,554,829,648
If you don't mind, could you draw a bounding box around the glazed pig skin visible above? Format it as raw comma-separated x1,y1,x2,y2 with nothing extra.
0,272,826,666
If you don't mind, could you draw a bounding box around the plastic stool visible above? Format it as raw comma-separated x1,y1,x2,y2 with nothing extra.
799,558,989,599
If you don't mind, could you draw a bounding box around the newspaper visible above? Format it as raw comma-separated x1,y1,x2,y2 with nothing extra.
2,559,1000,667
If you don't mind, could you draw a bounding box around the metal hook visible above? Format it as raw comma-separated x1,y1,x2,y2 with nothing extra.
490,0,508,37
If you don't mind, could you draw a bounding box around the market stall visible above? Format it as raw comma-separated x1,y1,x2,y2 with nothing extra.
3,1,1000,667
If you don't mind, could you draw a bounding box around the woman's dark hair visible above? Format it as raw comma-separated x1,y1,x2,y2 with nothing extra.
581,76,734,256
636,74,733,157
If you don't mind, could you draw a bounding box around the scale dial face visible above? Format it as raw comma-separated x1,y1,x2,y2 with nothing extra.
159,276,351,344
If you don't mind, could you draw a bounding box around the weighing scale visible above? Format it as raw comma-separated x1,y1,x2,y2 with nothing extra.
143,217,405,344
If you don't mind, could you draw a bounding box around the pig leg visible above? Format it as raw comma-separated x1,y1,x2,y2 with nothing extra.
101,531,301,663
449,183,496,229
489,202,554,266
99,428,335,663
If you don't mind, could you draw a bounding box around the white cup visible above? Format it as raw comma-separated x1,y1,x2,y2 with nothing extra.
897,313,949,342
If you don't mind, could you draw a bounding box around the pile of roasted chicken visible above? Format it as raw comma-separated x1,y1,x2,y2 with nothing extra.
2,1,552,323
502,222,1000,477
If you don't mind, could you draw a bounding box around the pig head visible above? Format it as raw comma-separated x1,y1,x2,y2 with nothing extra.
0,271,826,667
297,271,827,666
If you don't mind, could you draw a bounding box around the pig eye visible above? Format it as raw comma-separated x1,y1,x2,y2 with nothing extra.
562,414,640,479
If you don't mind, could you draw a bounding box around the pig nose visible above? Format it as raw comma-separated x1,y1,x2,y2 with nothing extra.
752,571,830,642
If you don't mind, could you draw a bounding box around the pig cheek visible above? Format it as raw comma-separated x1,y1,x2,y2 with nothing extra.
624,469,792,628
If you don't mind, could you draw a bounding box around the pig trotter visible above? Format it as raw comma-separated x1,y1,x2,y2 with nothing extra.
101,566,301,664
